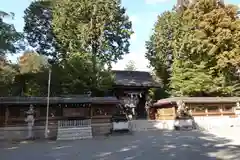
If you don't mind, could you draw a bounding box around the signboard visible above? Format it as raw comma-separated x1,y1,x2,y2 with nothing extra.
63,108,86,117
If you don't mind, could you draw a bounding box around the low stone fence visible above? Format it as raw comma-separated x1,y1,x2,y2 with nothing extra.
0,125,57,141
1,116,239,141
194,116,240,131
130,116,240,132
0,119,112,141
130,120,174,131
92,123,112,136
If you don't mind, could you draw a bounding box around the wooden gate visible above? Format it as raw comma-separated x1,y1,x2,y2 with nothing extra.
57,119,92,140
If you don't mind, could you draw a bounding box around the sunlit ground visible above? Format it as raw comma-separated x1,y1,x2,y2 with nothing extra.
0,130,240,160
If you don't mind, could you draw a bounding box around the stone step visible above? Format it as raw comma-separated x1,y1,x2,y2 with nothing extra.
57,135,92,140
57,127,93,140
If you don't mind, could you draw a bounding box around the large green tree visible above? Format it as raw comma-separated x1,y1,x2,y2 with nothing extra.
0,11,23,96
171,0,240,96
0,11,22,58
145,11,180,89
52,0,133,66
0,63,17,96
15,51,49,96
60,52,113,95
146,0,240,97
24,0,61,60
51,0,132,93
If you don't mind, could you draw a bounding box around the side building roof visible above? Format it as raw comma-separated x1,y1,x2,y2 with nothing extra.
0,96,121,105
153,97,240,107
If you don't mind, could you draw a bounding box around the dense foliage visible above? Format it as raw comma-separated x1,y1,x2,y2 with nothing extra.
0,0,133,97
0,11,23,96
24,0,58,59
0,11,23,58
52,0,133,65
3,0,240,98
146,0,240,97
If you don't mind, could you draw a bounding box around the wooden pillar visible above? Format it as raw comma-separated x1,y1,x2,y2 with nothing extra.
172,107,176,117
90,105,93,118
153,108,156,120
220,104,223,116
205,108,208,116
188,103,192,116
5,106,9,126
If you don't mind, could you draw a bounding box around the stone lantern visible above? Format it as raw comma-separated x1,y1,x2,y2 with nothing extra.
25,105,35,139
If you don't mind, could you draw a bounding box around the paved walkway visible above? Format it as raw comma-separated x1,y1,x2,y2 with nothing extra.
207,127,240,145
0,130,240,160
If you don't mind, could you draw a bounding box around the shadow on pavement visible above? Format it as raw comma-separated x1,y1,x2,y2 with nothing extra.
0,130,240,160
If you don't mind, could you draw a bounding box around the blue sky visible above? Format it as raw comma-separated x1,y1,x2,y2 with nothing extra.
1,0,240,71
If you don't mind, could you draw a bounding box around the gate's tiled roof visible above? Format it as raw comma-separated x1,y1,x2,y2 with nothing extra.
112,70,160,87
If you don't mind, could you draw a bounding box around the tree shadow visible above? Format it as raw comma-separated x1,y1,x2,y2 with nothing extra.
1,130,240,160
92,130,240,160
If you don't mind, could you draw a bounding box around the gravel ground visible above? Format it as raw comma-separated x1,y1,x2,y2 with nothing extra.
0,130,240,160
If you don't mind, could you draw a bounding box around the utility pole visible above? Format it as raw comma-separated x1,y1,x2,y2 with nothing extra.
45,64,52,139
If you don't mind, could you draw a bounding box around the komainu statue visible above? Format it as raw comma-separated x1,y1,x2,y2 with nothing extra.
176,100,189,118
174,100,195,130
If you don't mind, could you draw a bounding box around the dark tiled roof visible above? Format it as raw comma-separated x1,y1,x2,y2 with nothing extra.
153,97,240,107
0,96,120,105
112,70,160,87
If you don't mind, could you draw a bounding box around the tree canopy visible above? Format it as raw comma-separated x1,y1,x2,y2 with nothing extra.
18,51,49,74
146,0,240,97
5,0,240,98
124,60,136,71
0,10,23,96
145,11,180,89
52,0,133,65
24,0,62,60
0,10,22,59
59,52,114,95
0,0,134,97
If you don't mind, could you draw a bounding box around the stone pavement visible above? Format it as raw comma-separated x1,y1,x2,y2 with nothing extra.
207,127,240,145
0,130,240,160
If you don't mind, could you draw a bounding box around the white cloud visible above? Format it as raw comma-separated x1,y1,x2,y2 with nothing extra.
145,0,169,4
112,48,150,71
